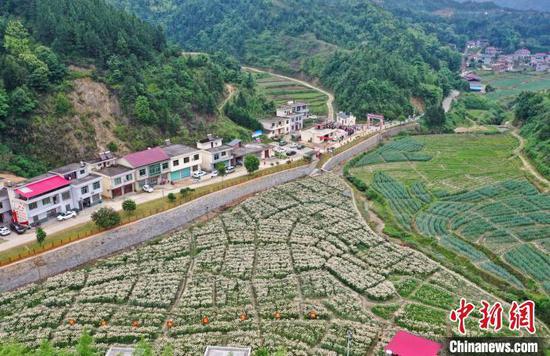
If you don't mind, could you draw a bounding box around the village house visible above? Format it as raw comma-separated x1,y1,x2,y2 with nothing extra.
261,101,310,138
485,46,500,57
301,125,347,144
118,147,171,190
8,174,75,225
161,142,202,182
84,151,117,171
229,140,272,165
260,117,290,138
93,165,135,199
0,182,11,225
335,112,356,126
197,135,233,171
513,48,531,61
49,163,103,211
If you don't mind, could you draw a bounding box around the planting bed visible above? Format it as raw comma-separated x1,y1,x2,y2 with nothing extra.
0,174,527,354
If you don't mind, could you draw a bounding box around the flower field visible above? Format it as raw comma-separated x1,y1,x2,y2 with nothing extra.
349,134,550,295
0,174,544,354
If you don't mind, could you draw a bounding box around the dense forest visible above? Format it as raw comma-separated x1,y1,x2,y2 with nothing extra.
456,0,550,12
0,0,264,177
514,91,550,179
109,0,467,120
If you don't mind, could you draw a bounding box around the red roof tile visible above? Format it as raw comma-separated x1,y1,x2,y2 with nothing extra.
16,175,71,199
385,331,442,356
122,147,169,168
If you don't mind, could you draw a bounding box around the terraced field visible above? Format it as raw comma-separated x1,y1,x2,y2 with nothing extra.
254,72,328,117
2,174,535,354
350,134,550,294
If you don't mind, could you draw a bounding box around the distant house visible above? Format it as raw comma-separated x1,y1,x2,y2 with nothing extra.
514,48,531,60
261,100,310,138
118,147,170,189
335,112,356,126
469,81,483,92
197,135,233,171
50,163,103,211
485,46,499,56
260,117,290,138
232,142,272,165
161,142,202,182
301,126,346,144
464,73,481,82
385,331,442,356
84,151,117,171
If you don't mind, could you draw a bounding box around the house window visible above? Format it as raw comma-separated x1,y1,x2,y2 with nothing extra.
162,162,169,170
93,181,100,190
214,153,220,160
271,123,275,127
114,177,122,186
221,151,226,156
184,157,190,163
81,186,89,194
139,168,146,177
173,159,180,167
80,169,85,175
62,191,71,201
29,202,38,210
42,197,51,205
125,174,133,181
193,154,199,161
149,163,161,176
192,165,198,171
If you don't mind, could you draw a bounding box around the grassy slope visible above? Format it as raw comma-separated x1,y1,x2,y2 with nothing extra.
351,134,523,193
482,71,550,104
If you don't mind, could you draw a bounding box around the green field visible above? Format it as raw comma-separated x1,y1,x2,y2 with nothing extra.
253,72,328,116
480,71,550,103
350,134,550,294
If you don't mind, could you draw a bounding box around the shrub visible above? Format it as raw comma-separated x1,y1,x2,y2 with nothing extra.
244,154,260,174
122,199,137,214
91,207,121,229
36,227,47,245
167,193,177,203
180,187,195,198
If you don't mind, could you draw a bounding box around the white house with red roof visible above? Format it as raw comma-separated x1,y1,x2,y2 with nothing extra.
118,147,171,190
8,174,76,225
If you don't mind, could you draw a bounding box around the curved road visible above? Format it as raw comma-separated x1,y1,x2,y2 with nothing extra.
243,66,335,120
510,128,549,192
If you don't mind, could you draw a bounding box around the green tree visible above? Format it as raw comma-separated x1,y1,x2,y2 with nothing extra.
179,187,195,199
424,103,446,130
134,95,155,124
167,192,177,203
244,154,260,174
36,227,47,245
76,329,97,356
135,338,153,356
215,162,227,180
4,20,31,56
0,88,9,125
10,86,36,115
54,93,72,116
91,207,121,229
122,199,137,214
106,142,119,152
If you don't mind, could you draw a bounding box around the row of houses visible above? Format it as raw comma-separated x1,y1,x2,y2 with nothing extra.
0,136,272,226
466,43,549,72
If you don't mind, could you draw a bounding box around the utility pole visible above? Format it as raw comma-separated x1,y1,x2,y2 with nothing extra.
346,329,353,356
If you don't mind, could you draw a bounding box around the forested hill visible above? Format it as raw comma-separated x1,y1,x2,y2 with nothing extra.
0,0,254,177
109,0,464,121
457,0,550,12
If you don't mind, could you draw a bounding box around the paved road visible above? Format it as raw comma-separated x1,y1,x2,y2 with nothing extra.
0,163,315,292
243,66,335,120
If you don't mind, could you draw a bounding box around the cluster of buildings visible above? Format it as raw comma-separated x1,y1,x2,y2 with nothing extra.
260,100,310,139
0,136,272,226
465,40,549,73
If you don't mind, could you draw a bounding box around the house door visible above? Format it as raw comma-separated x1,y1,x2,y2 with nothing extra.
112,187,123,198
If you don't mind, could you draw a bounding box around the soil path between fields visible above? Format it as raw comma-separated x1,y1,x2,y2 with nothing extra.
510,128,549,192
243,66,335,120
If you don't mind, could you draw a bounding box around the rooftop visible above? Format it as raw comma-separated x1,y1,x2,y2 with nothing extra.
50,163,84,175
15,175,71,199
204,346,251,356
162,144,198,157
95,166,134,177
233,144,269,157
121,147,169,168
70,173,102,186
198,135,222,144
206,145,233,154
385,331,442,356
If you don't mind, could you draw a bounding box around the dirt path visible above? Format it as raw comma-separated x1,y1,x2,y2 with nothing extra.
243,66,335,120
510,129,550,192
218,84,237,112
442,90,460,113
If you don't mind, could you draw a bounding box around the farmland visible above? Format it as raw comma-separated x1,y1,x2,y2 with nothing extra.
254,72,329,117
0,174,528,354
349,134,550,295
480,71,550,103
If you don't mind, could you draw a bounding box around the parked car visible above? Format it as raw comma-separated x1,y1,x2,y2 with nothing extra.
10,222,30,235
226,165,236,174
287,150,297,156
57,210,77,221
142,184,154,193
273,146,286,153
0,226,10,236
211,170,219,177
279,140,288,146
192,170,207,178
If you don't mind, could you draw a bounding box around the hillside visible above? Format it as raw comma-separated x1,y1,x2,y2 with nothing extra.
457,0,550,12
108,0,464,121
0,0,264,177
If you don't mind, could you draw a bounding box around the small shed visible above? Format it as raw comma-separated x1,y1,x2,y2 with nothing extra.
385,331,442,356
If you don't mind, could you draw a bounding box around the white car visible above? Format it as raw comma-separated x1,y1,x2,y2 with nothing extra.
211,170,219,177
57,211,77,221
0,226,10,236
192,170,207,178
142,184,154,193
273,146,286,153
226,165,236,174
